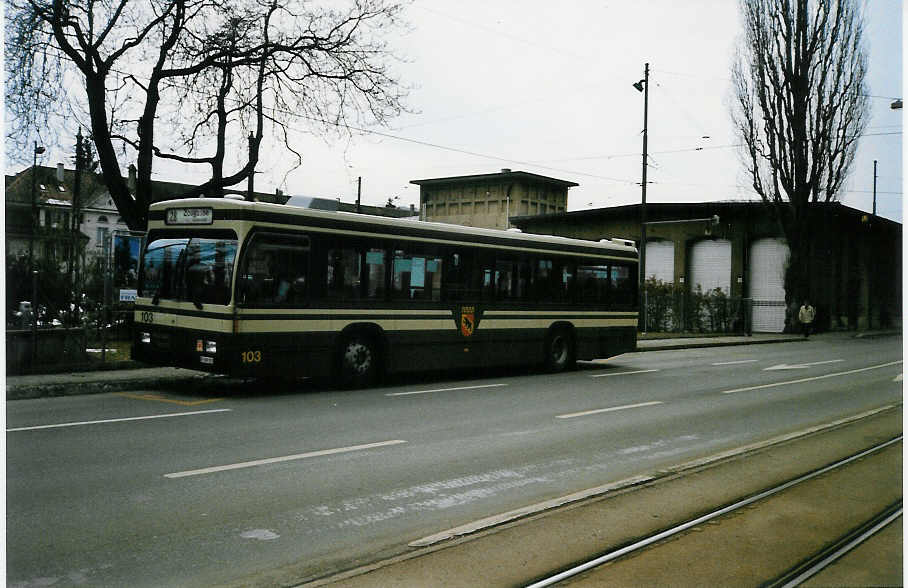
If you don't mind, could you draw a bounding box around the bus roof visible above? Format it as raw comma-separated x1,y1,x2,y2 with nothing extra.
148,198,638,258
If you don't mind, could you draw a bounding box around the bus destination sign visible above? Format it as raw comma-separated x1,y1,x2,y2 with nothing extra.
166,207,213,225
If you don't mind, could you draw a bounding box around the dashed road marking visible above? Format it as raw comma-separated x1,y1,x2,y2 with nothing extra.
556,401,664,419
722,361,903,394
7,408,233,432
591,369,659,378
386,383,508,397
764,359,844,371
164,439,408,478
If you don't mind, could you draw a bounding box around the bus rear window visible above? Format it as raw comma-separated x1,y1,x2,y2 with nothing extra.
140,235,237,306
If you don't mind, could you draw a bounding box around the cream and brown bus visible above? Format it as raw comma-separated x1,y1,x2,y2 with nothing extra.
133,198,638,387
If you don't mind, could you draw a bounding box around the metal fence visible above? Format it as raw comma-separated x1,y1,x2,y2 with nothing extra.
642,281,751,334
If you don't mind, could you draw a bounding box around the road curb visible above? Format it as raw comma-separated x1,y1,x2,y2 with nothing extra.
637,336,803,352
5,375,211,401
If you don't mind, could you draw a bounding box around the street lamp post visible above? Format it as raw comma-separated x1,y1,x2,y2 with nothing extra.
28,142,45,366
27,142,46,275
633,63,650,332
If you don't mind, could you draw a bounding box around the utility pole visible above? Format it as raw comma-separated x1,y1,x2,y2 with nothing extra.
872,159,878,218
634,63,650,332
246,132,255,201
67,130,84,327
28,141,45,367
27,142,46,276
356,176,362,213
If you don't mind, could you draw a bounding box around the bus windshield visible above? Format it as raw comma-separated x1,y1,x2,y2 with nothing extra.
140,235,237,306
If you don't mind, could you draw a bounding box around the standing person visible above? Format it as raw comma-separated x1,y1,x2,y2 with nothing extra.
798,300,816,338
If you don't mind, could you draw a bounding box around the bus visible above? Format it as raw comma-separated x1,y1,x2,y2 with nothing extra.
132,198,638,387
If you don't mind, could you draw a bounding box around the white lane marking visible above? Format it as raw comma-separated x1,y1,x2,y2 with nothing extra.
722,361,903,395
386,383,508,396
240,529,280,541
895,374,903,382
164,439,408,478
764,359,844,371
556,401,664,419
6,408,233,432
712,359,758,366
591,369,659,378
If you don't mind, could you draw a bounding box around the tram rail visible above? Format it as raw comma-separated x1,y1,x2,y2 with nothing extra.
526,436,902,588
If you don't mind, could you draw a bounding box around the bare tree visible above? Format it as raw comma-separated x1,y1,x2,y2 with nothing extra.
731,0,869,306
6,0,409,231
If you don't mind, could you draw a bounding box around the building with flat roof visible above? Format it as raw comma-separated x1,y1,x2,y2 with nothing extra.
411,169,577,229
512,201,901,333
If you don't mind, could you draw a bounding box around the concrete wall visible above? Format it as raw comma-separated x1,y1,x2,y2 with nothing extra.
421,180,567,229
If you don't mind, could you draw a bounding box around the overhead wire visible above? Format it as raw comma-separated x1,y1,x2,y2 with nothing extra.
17,32,901,196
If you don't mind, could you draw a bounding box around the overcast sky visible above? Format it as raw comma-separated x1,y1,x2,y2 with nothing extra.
37,1,905,222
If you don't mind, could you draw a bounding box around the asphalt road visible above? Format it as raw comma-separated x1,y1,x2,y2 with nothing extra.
5,334,902,587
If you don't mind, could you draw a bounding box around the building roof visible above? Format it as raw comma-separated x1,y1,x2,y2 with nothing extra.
511,200,902,229
4,165,108,206
410,169,579,188
5,164,291,210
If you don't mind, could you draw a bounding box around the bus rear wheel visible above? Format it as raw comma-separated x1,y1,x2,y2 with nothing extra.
545,328,575,373
336,334,379,388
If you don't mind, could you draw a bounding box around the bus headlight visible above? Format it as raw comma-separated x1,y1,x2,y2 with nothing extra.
204,340,217,354
141,332,151,344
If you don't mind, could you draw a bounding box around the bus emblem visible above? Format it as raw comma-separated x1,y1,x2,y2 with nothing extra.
460,306,477,337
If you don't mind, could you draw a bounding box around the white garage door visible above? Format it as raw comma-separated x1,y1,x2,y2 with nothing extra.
689,239,731,294
749,238,789,333
644,240,674,283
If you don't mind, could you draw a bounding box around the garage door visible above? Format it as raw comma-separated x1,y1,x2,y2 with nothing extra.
749,238,789,333
645,240,674,283
689,239,731,294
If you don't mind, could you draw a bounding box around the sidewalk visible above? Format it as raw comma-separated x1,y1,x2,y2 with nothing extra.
5,366,214,400
5,330,899,400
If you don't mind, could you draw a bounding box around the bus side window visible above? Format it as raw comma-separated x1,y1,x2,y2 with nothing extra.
535,258,556,302
239,234,309,307
561,262,576,302
391,245,442,301
442,248,479,302
476,250,496,301
577,263,611,304
364,247,387,299
327,246,362,299
494,256,532,301
611,263,635,307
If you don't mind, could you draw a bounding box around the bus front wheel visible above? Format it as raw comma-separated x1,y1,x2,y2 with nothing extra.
545,328,575,373
336,334,379,388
